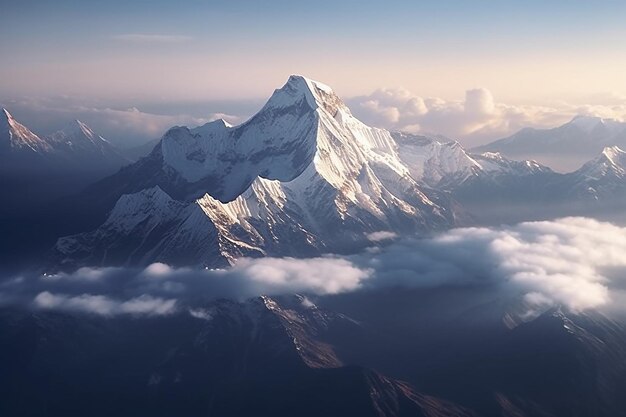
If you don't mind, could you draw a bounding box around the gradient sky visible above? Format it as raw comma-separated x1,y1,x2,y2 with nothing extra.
2,0,626,148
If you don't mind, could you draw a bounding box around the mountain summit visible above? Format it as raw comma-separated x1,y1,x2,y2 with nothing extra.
0,108,51,155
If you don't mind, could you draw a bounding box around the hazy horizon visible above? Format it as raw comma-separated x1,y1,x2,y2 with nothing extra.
3,0,626,150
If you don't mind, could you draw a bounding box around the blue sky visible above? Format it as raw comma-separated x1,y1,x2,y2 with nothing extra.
2,1,626,147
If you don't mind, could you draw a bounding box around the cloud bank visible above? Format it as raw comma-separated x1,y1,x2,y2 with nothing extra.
349,88,626,147
2,218,626,316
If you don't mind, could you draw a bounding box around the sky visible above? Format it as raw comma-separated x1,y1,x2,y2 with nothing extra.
2,0,626,147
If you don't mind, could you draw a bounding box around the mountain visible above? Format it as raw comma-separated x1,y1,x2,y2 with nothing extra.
566,146,626,199
0,110,132,273
0,108,53,173
2,289,625,417
318,287,626,417
474,116,626,172
0,109,128,177
31,78,626,270
393,132,553,189
45,119,129,173
0,295,474,417
49,76,461,269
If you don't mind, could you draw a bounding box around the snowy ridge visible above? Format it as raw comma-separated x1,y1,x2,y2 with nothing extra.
393,132,551,188
578,146,626,180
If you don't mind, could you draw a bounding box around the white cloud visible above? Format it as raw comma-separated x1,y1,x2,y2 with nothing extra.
349,88,626,147
366,231,398,242
358,217,626,312
230,257,370,295
33,292,177,316
112,34,193,43
6,218,626,316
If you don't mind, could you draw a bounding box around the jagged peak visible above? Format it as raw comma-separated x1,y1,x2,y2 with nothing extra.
1,107,13,124
62,119,96,136
577,145,626,177
601,145,626,161
264,74,348,116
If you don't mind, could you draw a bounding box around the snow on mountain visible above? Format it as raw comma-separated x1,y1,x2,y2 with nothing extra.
0,109,128,175
576,146,626,180
475,115,626,172
392,131,552,189
158,75,413,202
47,78,626,269
0,108,53,169
470,151,552,176
51,75,458,269
53,185,267,268
45,119,128,169
564,146,626,200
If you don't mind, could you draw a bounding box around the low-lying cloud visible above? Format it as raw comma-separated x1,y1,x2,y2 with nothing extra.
357,217,626,312
2,217,626,317
33,292,177,316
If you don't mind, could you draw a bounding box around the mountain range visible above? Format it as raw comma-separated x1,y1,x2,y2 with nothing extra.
2,289,625,417
474,115,626,172
43,76,626,270
2,76,626,272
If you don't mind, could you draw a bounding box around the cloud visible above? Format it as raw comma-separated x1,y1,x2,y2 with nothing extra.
112,34,193,44
3,218,626,316
355,217,626,312
366,231,398,242
349,88,626,147
1,255,371,316
33,292,176,316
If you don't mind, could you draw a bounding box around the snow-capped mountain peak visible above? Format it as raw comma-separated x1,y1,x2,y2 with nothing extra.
265,74,348,116
577,146,626,180
66,119,101,141
1,107,13,125
600,145,626,164
49,119,107,145
0,107,51,153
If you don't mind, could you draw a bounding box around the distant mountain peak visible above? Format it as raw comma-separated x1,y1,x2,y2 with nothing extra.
568,114,614,132
0,108,51,153
577,145,626,181
57,119,100,141
601,145,626,162
1,107,13,125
